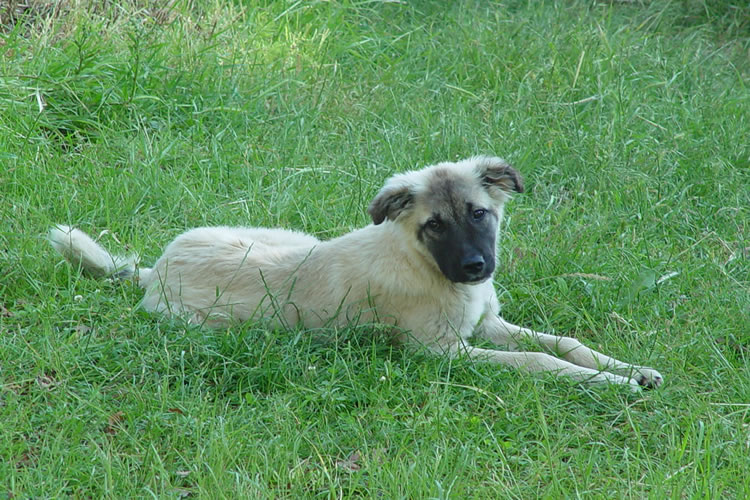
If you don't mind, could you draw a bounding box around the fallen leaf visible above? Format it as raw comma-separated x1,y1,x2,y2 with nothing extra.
335,451,362,473
3,382,24,394
104,411,126,435
36,373,57,390
15,450,34,469
168,407,185,415
559,272,612,281
74,324,91,335
609,311,633,328
371,447,387,465
656,271,679,285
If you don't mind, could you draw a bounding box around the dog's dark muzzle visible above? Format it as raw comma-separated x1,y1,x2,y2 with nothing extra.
455,252,495,283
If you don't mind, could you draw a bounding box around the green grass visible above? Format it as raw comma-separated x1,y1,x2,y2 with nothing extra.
1,0,748,497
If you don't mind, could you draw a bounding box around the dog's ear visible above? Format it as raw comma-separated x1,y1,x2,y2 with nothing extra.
368,184,414,225
476,157,524,199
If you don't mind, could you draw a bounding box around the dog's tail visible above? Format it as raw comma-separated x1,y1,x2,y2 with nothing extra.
48,225,140,279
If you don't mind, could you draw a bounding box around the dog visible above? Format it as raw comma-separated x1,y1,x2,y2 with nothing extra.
49,156,663,390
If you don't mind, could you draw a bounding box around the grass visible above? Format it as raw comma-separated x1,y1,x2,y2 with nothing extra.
1,0,748,497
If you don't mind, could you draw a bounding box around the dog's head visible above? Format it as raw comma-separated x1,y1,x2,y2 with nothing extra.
368,156,523,284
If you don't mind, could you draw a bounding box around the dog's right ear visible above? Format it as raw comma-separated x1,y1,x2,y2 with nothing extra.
368,184,414,225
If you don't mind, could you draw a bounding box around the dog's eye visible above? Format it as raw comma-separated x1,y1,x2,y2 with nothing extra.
426,219,443,231
472,209,487,221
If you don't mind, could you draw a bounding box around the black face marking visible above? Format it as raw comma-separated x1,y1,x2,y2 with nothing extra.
417,174,499,284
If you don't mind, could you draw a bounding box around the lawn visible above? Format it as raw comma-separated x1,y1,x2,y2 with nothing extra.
1,0,748,497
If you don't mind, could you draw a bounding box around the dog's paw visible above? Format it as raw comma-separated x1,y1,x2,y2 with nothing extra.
625,377,643,392
634,368,664,389
601,373,643,392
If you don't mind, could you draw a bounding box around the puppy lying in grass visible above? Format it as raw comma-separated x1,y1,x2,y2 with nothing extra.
50,156,663,390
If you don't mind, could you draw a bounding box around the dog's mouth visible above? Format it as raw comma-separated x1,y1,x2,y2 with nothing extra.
460,275,493,286
441,262,495,285
453,260,495,285
448,269,494,285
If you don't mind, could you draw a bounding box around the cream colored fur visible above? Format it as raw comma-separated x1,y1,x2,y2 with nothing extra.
49,225,137,277
49,156,663,390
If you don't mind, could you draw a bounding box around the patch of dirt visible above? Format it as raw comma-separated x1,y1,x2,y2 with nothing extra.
0,0,66,31
1,1,180,33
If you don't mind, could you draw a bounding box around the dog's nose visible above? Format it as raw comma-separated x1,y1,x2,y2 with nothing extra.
462,255,485,276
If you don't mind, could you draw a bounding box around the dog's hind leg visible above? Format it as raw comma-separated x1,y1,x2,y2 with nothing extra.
476,315,664,388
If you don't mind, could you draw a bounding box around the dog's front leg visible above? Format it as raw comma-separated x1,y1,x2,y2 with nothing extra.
476,314,664,388
445,343,640,389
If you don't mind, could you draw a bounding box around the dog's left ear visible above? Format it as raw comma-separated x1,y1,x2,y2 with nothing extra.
368,184,414,225
476,157,524,199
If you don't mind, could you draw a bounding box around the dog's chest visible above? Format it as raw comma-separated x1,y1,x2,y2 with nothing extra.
450,284,492,338
389,282,492,346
